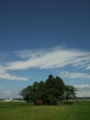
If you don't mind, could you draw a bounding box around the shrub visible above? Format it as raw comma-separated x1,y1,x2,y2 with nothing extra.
63,100,73,104
46,96,58,105
51,97,58,105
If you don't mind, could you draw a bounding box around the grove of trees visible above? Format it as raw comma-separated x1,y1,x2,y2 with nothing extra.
19,74,76,105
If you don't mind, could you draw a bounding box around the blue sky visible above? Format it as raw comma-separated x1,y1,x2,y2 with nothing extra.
0,0,90,98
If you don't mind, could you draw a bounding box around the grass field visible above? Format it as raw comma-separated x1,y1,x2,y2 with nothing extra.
0,101,90,120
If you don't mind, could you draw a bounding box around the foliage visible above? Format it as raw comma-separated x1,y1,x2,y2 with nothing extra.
19,74,76,105
64,85,77,101
63,100,73,104
19,85,33,103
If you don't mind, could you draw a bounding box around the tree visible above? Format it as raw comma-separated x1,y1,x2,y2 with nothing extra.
64,85,77,101
44,75,65,104
32,81,46,104
19,85,32,103
53,76,65,98
19,74,76,105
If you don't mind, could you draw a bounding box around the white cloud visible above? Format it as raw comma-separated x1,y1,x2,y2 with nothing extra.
0,91,11,99
74,84,90,89
86,65,90,70
0,66,28,81
73,84,90,97
1,46,90,81
59,71,90,79
76,91,90,97
5,91,11,94
14,49,46,59
6,47,90,70
0,91,22,99
0,52,8,60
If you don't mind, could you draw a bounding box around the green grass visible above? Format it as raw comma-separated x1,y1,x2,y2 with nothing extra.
0,101,90,120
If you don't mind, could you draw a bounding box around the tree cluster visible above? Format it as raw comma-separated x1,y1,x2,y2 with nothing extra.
19,74,76,105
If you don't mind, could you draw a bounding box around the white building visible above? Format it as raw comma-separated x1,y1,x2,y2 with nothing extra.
4,98,13,102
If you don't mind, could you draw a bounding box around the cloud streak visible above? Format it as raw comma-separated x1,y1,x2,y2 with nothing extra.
0,91,22,99
6,47,90,70
59,71,90,79
74,84,90,89
86,65,90,70
73,84,90,97
0,46,90,81
0,66,28,81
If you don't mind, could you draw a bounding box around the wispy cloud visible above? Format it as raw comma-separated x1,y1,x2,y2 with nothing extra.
86,65,90,70
0,46,90,81
0,66,28,81
0,91,22,99
59,71,90,79
74,84,90,89
0,52,8,60
73,84,90,97
0,91,11,99
6,47,90,70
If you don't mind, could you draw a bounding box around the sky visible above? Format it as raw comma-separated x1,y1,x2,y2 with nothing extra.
0,0,90,98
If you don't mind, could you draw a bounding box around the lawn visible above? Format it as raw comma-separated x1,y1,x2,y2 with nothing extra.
0,101,90,120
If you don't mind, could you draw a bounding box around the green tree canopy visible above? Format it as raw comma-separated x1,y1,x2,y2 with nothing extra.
64,85,77,101
19,74,76,105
